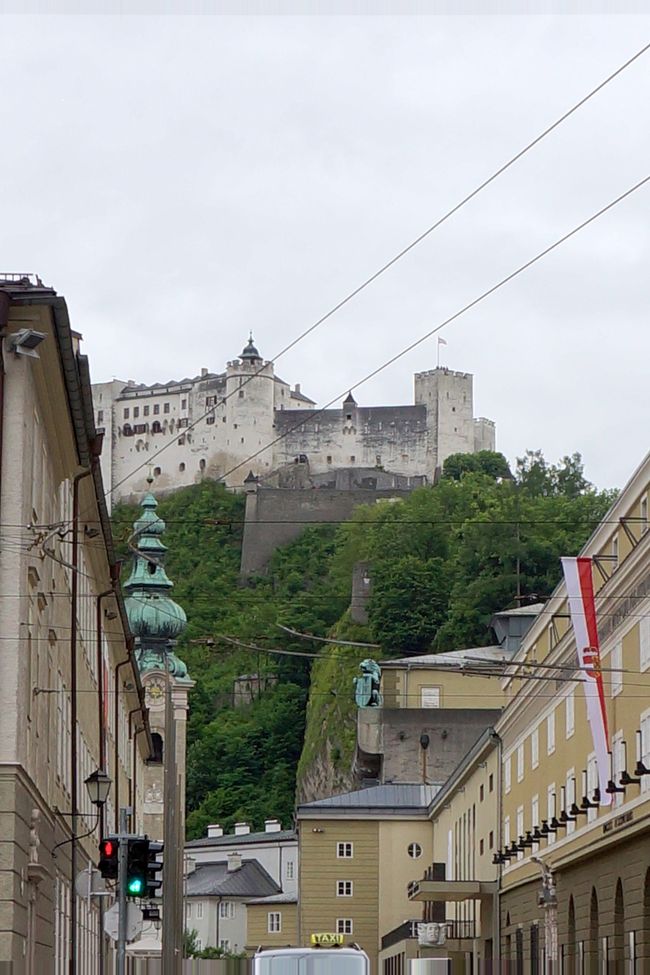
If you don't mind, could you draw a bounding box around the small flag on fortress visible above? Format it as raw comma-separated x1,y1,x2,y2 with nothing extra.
437,337,447,346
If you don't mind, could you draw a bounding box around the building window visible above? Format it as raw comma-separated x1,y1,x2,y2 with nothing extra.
516,806,524,860
151,421,162,434
641,617,650,672
133,423,146,434
219,901,235,919
531,795,539,850
153,404,160,415
219,940,230,952
179,463,185,472
504,816,510,849
489,831,494,850
337,919,353,935
268,912,281,933
196,938,203,951
612,733,625,808
164,402,170,414
480,784,484,802
186,903,192,919
350,456,356,463
517,744,524,782
479,838,484,856
489,773,494,792
337,881,353,897
337,843,353,859
611,643,623,697
239,390,245,398
547,784,556,845
566,691,575,737
181,398,187,410
178,417,189,428
547,711,556,754
420,686,440,708
123,424,133,437
196,902,203,919
144,405,150,416
133,407,139,418
531,728,539,769
566,769,576,833
207,415,215,425
199,459,206,471
153,467,161,477
97,410,104,424
504,756,511,793
286,860,294,880
326,455,332,464
123,408,130,419
408,843,422,859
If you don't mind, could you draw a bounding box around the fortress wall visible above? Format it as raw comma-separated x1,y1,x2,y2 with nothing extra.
240,486,411,577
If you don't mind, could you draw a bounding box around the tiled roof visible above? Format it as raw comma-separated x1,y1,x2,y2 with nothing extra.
185,859,280,899
185,829,296,849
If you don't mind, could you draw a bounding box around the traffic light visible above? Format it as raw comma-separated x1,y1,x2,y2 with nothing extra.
146,841,164,898
126,838,149,897
98,836,119,880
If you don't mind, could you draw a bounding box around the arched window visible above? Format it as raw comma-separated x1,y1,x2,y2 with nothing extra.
199,459,206,471
179,463,185,472
123,424,133,437
151,421,162,434
589,888,599,975
567,896,576,975
149,733,163,764
613,880,624,973
153,466,161,477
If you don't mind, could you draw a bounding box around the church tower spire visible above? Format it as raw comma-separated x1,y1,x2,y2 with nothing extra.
124,481,188,677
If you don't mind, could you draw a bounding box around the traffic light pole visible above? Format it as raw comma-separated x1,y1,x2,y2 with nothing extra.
117,807,129,975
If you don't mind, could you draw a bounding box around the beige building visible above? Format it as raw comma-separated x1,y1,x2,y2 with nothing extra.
297,784,439,973
404,450,650,972
246,893,298,951
0,276,152,971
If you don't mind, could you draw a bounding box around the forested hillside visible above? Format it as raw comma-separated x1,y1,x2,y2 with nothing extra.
112,451,616,836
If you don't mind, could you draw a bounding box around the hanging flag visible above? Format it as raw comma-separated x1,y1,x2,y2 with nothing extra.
437,337,447,346
561,557,612,806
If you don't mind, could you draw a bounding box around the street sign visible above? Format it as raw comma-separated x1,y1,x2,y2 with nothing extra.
104,902,143,943
75,865,107,899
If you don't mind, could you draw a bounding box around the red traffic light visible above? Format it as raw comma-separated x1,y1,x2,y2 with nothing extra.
98,836,119,880
102,840,115,857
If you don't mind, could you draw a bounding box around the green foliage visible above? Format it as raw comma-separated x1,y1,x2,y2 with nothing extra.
442,450,512,481
114,451,616,839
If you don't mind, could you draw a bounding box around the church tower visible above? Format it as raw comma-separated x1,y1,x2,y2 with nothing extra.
123,484,194,955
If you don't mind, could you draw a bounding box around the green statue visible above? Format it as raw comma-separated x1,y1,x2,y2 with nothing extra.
354,658,382,708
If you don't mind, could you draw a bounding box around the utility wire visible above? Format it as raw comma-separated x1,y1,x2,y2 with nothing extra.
97,40,650,504
214,174,650,484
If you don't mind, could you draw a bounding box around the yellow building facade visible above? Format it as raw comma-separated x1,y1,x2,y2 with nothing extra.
297,785,438,974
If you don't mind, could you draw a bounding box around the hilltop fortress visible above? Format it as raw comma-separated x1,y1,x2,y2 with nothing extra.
92,336,495,508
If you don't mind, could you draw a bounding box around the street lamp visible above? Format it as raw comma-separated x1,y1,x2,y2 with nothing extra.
85,769,112,808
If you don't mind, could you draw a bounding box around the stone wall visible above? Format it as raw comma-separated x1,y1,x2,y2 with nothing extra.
240,485,412,577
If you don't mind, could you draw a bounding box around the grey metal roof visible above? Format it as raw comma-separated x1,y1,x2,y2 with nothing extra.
381,646,509,668
185,859,280,899
185,829,296,849
298,783,440,811
246,891,298,905
491,603,544,618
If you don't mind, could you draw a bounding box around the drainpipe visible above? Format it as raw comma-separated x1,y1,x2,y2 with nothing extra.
70,466,94,975
128,708,144,813
96,579,119,975
114,653,133,832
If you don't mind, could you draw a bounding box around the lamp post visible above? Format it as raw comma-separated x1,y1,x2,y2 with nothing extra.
531,856,557,972
84,769,112,808
83,769,111,975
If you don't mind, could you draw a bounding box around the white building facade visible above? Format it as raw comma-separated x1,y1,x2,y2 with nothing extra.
93,338,495,507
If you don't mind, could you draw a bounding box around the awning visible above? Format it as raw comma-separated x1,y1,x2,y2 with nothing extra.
408,880,497,902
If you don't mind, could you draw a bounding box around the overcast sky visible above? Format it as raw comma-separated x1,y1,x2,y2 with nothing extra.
2,11,649,490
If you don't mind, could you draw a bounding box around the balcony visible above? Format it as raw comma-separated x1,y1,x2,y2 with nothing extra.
381,919,478,951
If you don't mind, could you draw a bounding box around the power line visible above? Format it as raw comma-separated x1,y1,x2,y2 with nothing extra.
96,40,650,503
213,174,650,484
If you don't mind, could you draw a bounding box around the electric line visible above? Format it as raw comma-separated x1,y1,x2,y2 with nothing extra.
95,40,650,503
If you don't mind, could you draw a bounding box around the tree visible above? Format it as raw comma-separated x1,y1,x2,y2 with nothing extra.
369,555,449,652
443,450,512,482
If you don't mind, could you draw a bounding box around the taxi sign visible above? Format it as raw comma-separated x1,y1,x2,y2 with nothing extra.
310,933,344,947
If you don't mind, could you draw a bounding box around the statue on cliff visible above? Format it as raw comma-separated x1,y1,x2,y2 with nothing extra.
354,658,382,708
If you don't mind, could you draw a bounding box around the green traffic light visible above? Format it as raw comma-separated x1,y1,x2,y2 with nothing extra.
128,878,144,895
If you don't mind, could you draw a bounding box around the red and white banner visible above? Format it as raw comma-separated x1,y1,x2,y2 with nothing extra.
561,557,612,806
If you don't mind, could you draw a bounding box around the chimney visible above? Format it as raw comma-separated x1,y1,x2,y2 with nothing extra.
201,367,208,377
265,819,282,833
207,824,223,838
294,383,301,394
184,856,197,876
234,822,250,836
227,852,242,872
